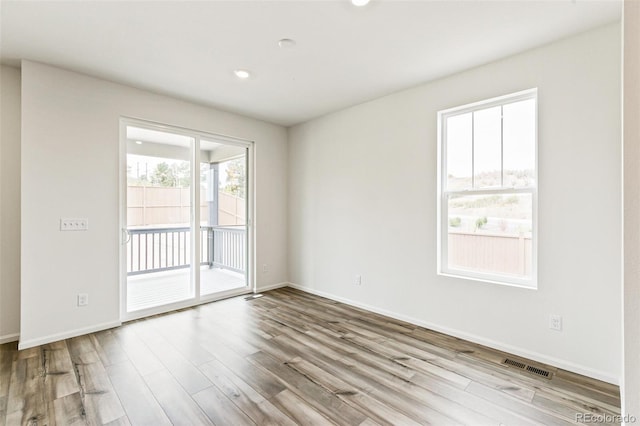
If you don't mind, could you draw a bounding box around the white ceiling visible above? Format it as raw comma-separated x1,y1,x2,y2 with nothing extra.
0,0,621,127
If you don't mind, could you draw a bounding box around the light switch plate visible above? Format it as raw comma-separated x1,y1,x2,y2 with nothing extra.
60,218,89,231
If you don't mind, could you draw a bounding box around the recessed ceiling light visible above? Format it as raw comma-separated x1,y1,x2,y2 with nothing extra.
278,38,296,49
351,0,370,6
234,69,251,79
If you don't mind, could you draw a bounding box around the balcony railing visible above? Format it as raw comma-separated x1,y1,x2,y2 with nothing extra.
127,225,246,276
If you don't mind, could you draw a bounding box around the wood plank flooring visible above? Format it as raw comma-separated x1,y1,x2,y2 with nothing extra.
0,288,621,425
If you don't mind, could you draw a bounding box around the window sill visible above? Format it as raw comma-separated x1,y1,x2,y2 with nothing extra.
438,271,537,290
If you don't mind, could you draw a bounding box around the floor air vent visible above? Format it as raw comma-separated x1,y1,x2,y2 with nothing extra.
526,365,551,378
502,358,552,379
245,294,264,301
503,358,526,370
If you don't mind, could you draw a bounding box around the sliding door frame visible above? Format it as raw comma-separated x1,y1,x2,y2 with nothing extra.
119,117,255,321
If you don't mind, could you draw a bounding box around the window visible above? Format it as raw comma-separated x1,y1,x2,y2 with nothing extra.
437,89,537,288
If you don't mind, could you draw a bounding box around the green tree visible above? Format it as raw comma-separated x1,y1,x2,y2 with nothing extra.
449,217,461,227
150,162,176,186
475,216,488,230
223,158,246,198
149,161,191,187
173,162,191,187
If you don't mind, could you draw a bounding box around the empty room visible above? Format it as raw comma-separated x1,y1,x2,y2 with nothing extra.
1,0,640,424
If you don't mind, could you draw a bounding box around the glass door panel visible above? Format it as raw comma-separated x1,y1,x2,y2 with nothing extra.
199,141,248,297
125,125,195,312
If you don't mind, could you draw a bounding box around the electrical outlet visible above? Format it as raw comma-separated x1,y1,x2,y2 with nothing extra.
262,264,269,273
77,293,89,307
61,218,89,231
549,314,562,331
354,275,362,286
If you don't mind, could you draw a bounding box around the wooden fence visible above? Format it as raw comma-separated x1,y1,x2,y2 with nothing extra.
448,230,532,277
127,186,245,227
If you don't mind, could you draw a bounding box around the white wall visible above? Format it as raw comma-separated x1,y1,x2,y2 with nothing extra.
623,0,640,419
20,61,288,348
289,23,622,383
0,66,21,343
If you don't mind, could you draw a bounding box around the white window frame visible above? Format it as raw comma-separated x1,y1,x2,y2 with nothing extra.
437,88,538,289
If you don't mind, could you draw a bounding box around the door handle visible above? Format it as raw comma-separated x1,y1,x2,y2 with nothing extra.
122,228,131,244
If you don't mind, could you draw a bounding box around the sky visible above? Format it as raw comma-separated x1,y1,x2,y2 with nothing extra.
446,98,535,188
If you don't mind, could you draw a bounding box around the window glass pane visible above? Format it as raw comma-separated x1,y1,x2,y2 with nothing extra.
473,106,502,188
199,153,248,298
503,99,535,187
125,126,194,312
447,193,532,279
446,113,472,190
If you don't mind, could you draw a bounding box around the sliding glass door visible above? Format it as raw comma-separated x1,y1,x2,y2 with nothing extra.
199,141,248,297
120,120,252,319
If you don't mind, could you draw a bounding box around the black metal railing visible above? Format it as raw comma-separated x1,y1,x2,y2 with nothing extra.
126,225,245,276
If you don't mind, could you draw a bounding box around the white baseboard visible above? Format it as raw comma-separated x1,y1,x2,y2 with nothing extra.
287,283,619,385
256,282,289,293
15,284,285,349
18,321,122,350
0,333,19,344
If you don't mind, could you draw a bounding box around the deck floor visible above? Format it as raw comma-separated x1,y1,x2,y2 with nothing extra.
127,267,246,312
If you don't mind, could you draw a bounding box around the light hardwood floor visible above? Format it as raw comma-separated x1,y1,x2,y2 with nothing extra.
0,288,621,425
